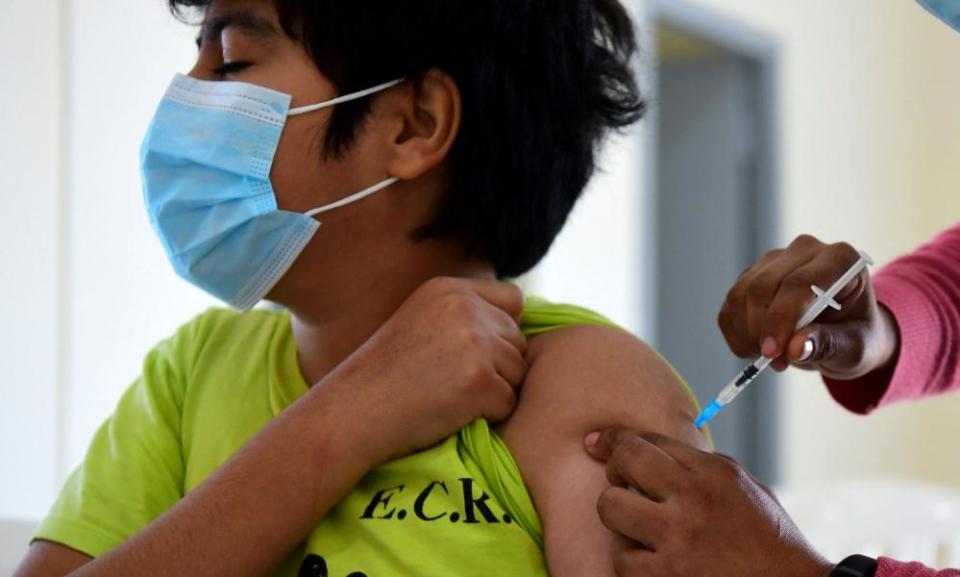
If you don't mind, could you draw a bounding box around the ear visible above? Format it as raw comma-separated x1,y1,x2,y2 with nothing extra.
383,69,462,180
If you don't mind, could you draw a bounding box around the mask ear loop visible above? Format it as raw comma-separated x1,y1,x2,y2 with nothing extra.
305,177,400,218
294,78,404,218
288,79,405,116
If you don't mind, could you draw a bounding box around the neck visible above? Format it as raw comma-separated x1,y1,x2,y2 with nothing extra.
282,242,496,387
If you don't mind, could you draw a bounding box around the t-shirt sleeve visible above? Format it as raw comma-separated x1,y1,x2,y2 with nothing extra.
33,331,189,558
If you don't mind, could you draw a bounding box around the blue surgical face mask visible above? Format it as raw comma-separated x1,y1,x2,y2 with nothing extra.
140,74,403,311
917,0,960,32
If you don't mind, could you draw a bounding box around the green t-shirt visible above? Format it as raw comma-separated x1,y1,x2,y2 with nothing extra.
35,297,697,576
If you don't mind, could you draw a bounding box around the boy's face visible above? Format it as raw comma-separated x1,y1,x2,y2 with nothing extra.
189,0,449,303
181,0,464,306
190,0,397,221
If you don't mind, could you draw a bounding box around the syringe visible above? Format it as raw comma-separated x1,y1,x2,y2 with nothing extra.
694,250,875,429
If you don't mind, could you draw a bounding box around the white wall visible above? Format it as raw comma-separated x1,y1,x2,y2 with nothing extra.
64,0,213,471
0,0,212,522
0,0,63,522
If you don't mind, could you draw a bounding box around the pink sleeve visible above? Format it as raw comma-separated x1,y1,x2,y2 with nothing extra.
824,224,960,414
877,557,960,577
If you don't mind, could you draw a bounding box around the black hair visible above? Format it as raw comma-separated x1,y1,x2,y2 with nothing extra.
169,0,646,278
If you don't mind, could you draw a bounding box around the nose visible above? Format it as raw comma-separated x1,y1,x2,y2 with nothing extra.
187,62,218,82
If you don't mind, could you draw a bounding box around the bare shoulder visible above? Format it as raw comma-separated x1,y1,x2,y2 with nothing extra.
496,324,709,576
499,324,707,450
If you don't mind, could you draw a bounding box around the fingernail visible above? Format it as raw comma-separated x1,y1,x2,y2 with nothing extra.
798,339,815,362
585,432,600,447
762,337,778,358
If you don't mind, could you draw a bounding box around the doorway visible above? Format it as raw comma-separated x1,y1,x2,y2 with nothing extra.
648,0,782,482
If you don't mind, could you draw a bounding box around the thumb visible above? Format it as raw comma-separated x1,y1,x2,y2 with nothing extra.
785,323,866,373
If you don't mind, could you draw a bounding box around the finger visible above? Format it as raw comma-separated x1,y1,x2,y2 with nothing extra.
597,487,666,548
760,244,862,359
743,249,820,355
589,429,710,471
719,272,759,358
605,435,686,502
718,290,754,358
469,280,525,323
770,356,790,372
833,267,869,306
718,249,789,358
486,305,528,355
632,432,709,471
481,374,518,423
585,427,641,462
493,335,528,388
721,238,821,357
738,248,785,284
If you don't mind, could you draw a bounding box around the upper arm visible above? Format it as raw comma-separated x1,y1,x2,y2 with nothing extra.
497,325,707,577
14,541,91,577
29,337,188,560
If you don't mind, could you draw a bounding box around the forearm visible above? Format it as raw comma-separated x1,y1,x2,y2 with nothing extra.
826,225,960,414
877,558,960,577
70,380,369,577
873,239,960,401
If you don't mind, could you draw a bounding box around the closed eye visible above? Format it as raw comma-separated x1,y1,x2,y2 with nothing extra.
213,61,252,77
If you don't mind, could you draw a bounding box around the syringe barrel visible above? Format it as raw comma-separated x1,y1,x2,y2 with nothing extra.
718,357,773,405
717,381,743,405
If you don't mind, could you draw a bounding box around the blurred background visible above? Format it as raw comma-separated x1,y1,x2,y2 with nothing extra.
2,0,960,569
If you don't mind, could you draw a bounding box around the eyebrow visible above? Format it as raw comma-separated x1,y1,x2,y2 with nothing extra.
197,10,280,48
